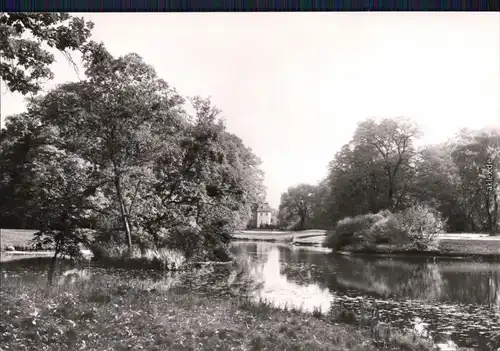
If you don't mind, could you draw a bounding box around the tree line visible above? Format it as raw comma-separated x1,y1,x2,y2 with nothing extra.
0,13,266,260
279,117,500,235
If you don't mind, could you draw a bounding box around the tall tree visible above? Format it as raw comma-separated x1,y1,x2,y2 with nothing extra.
307,178,332,229
452,128,500,234
149,97,265,257
0,111,48,228
353,117,421,210
1,44,266,261
13,46,186,253
27,143,105,282
279,184,317,231
326,143,389,222
412,142,466,231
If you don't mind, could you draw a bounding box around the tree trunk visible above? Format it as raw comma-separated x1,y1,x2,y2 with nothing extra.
299,215,306,231
115,176,133,253
494,198,499,235
492,188,499,235
386,167,395,209
486,190,494,235
48,242,60,286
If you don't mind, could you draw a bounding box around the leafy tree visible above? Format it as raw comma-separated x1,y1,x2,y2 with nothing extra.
353,117,421,210
279,184,317,231
452,128,500,234
0,111,50,229
326,143,389,222
149,97,265,259
307,178,333,229
29,47,186,253
411,142,466,232
1,42,267,261
0,118,106,281
0,12,94,94
27,144,102,282
320,117,421,230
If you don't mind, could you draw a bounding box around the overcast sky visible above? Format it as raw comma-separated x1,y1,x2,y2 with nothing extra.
1,13,499,208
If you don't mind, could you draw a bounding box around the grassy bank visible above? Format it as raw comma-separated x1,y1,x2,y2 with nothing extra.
0,229,39,251
1,228,328,251
438,238,500,256
0,229,230,270
231,230,326,245
321,208,500,259
0,273,440,351
4,228,499,260
231,229,500,258
333,238,500,261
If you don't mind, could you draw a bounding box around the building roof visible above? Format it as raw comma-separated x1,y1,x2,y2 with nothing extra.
257,202,272,212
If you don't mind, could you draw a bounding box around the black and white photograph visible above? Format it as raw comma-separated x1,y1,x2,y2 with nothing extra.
1,11,499,351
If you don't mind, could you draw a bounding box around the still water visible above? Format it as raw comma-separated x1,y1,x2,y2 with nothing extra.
2,241,500,350
230,242,500,350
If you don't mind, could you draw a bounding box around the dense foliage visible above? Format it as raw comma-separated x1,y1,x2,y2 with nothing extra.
0,44,265,261
278,184,316,230
279,117,500,241
0,12,94,94
323,205,447,252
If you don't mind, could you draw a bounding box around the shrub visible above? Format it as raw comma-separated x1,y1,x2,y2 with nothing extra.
89,242,186,270
90,223,231,264
258,223,277,230
323,211,391,250
166,226,204,260
323,205,446,252
363,217,394,247
89,228,129,260
141,247,186,269
391,204,446,251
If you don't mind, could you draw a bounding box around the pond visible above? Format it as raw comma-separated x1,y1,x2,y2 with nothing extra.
2,241,500,350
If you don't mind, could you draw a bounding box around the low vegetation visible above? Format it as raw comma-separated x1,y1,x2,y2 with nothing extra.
323,205,447,253
90,244,188,270
0,272,439,351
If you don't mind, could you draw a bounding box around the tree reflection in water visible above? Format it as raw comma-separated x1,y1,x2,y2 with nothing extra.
229,242,500,350
3,243,500,349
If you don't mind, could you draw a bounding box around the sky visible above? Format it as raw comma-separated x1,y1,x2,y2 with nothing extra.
1,13,499,208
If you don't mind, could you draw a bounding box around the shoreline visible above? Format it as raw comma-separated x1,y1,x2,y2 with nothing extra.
0,250,236,269
230,233,500,261
3,228,499,263
3,246,499,264
1,251,56,262
231,238,500,261
334,249,500,262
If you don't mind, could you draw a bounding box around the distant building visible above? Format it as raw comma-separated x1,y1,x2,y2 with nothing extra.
256,202,272,227
248,202,278,228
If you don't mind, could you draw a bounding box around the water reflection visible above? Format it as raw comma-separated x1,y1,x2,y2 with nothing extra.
233,243,500,307
246,245,333,312
2,243,500,349
230,242,500,350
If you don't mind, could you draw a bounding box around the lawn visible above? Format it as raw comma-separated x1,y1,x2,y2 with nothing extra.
231,230,326,244
0,271,439,351
0,229,96,252
0,229,38,250
438,238,500,256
